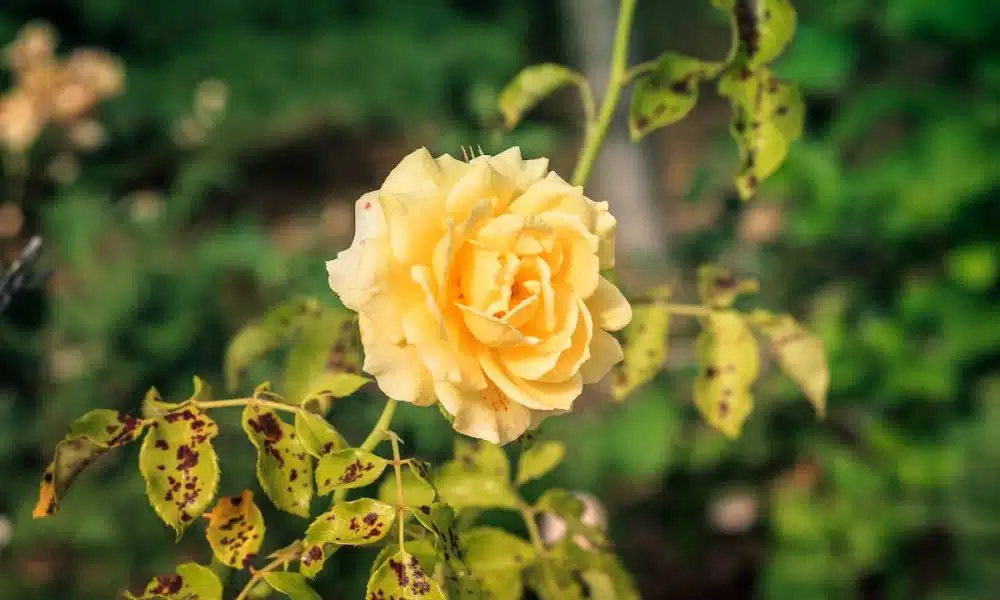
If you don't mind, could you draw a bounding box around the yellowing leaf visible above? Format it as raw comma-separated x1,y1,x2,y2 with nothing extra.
696,265,759,309
462,525,536,575
263,572,322,600
377,467,436,507
141,387,181,419
628,53,721,141
33,409,148,518
693,311,761,438
718,68,804,199
499,63,583,129
314,448,389,495
283,307,368,409
454,437,510,480
366,549,446,600
610,285,672,402
126,563,223,600
306,498,396,546
434,461,520,510
204,490,265,569
139,404,220,536
371,539,439,584
750,310,829,417
516,440,565,486
224,296,324,392
241,402,313,517
294,411,348,458
715,0,796,67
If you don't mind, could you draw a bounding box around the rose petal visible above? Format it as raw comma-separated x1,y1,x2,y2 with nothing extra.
579,328,624,384
586,276,632,331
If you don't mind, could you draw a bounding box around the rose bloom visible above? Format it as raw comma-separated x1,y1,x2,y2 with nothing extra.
327,147,632,444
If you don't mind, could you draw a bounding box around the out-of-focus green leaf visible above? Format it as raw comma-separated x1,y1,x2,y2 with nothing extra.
629,53,721,140
499,63,583,129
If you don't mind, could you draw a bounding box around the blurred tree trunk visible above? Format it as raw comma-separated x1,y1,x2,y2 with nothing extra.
560,0,667,281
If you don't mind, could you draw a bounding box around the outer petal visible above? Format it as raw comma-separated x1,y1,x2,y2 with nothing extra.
360,315,435,406
594,202,617,269
435,381,533,445
445,161,515,222
326,237,390,311
381,147,442,196
480,350,582,411
381,186,446,266
585,276,632,331
579,328,624,384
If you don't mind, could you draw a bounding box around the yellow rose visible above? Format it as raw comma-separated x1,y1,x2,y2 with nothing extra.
326,147,631,444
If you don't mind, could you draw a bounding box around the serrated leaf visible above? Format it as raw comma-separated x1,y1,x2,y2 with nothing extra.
610,285,672,402
694,311,760,438
367,549,446,600
696,265,759,309
283,307,368,408
128,563,223,600
224,296,325,392
718,68,804,199
715,0,796,67
139,404,220,536
33,409,148,518
516,440,565,486
378,466,436,507
204,490,265,569
314,448,389,495
241,402,313,517
263,572,322,600
294,411,348,458
433,461,520,510
499,63,582,129
306,498,396,546
750,310,829,417
628,53,720,141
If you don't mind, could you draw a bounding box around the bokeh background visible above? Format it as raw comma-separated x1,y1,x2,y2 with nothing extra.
2,1,1000,598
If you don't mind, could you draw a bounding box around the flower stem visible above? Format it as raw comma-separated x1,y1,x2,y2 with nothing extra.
570,0,638,188
196,397,300,415
520,502,560,597
234,542,302,600
332,398,398,504
390,433,406,551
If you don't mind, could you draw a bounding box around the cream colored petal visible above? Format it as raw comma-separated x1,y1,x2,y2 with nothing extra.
474,213,527,253
326,237,390,311
352,190,387,240
480,350,583,411
579,328,624,384
381,186,446,266
435,153,472,188
381,147,442,195
540,297,593,383
402,306,462,384
585,276,632,331
445,160,515,221
485,147,550,191
435,380,532,445
360,315,435,406
431,221,455,292
594,204,617,270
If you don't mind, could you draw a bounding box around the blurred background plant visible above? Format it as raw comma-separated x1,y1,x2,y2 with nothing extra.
0,1,998,599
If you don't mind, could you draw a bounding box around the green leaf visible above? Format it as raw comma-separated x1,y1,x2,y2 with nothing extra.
499,63,583,129
749,310,829,418
628,53,720,141
138,403,220,536
454,437,511,480
434,461,520,510
263,572,322,600
282,307,368,408
141,387,182,418
693,311,761,438
378,466,436,507
407,503,464,564
33,409,148,518
462,527,536,600
314,448,389,495
127,563,223,600
718,68,804,199
516,440,565,486
305,498,396,546
715,0,797,67
535,490,609,551
204,490,265,569
366,549,446,600
224,296,325,392
294,411,348,458
696,265,759,309
610,285,672,402
524,562,585,600
241,401,313,517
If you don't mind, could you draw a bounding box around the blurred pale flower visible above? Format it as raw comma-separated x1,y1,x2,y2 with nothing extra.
46,152,79,184
126,190,165,223
0,90,43,152
539,491,607,549
64,49,125,99
3,21,57,72
0,203,24,238
68,118,107,151
739,202,784,244
326,147,630,444
0,514,10,549
708,488,759,534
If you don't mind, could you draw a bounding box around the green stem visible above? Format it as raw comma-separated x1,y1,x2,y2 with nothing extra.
570,0,638,188
196,397,300,414
332,398,398,504
390,434,406,550
233,543,301,600
521,502,560,597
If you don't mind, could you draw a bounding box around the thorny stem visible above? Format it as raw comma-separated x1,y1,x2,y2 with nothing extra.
570,0,638,188
234,542,302,600
333,398,399,504
390,433,407,551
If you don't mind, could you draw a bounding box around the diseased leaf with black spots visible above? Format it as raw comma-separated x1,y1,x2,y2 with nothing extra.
283,307,368,409
718,68,804,199
241,401,313,517
610,285,672,402
262,572,322,600
305,498,396,546
453,437,510,480
294,410,348,459
139,403,220,537
628,53,721,141
714,0,796,67
141,387,181,419
204,490,265,569
696,265,759,309
224,296,325,392
370,540,439,584
694,311,760,438
33,409,148,518
407,503,467,569
366,549,446,600
498,63,584,129
125,562,223,600
314,448,388,495
749,310,829,418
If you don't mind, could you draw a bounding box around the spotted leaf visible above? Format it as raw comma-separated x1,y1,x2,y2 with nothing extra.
628,53,721,141
126,563,223,600
306,498,396,549
367,549,446,600
453,437,510,480
139,403,220,537
714,0,796,68
294,410,348,458
33,409,148,518
535,489,609,551
283,307,368,410
141,387,182,419
694,311,760,438
499,63,583,129
242,402,312,517
516,440,565,486
610,285,671,402
718,68,804,199
204,490,265,569
696,265,759,309
749,310,829,418
263,572,322,600
371,539,439,583
407,503,467,568
224,296,325,392
314,448,389,495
